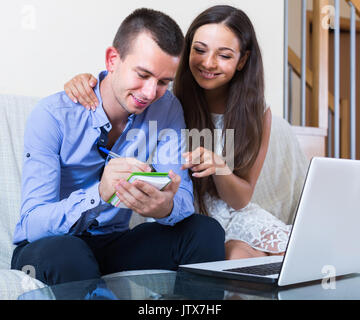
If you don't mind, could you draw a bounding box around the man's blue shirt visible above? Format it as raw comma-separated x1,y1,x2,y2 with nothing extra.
13,71,194,244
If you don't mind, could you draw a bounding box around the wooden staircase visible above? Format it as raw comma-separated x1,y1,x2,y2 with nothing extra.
288,0,360,160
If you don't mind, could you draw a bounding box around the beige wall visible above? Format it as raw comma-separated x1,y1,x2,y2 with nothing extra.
0,0,284,116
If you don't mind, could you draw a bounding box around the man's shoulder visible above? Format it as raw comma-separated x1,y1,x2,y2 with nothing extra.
24,92,72,143
36,91,76,112
152,89,182,111
161,89,179,103
143,90,185,129
32,91,83,122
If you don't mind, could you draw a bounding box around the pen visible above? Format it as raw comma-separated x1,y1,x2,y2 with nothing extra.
99,146,156,172
99,146,121,159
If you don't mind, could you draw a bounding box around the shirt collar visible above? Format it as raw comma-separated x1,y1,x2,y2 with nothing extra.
91,71,136,129
91,71,110,129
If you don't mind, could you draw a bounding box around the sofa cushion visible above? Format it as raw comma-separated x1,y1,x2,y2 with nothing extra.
0,95,40,269
0,269,46,300
252,115,309,224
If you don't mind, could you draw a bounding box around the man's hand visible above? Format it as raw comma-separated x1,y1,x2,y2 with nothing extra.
99,157,151,202
113,170,181,219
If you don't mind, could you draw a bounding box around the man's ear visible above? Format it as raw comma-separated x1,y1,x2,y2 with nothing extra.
237,50,250,71
105,47,120,73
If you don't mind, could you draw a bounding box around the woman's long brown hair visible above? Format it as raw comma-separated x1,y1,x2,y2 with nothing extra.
173,5,266,215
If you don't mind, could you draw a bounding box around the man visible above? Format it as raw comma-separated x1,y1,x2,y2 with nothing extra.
11,8,225,285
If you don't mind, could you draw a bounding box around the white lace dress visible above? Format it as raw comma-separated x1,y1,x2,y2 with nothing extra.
204,113,292,254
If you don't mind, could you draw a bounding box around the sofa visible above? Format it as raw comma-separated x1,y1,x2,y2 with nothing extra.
0,94,309,299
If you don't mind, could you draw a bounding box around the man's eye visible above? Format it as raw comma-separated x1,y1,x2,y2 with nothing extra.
137,73,147,79
159,81,169,86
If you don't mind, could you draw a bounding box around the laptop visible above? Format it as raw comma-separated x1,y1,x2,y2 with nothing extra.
180,157,360,286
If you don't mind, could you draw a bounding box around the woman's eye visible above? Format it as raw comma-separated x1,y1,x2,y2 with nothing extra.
137,73,147,79
220,55,231,59
193,47,205,54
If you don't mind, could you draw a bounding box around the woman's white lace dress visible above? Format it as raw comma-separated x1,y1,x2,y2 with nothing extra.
205,113,292,254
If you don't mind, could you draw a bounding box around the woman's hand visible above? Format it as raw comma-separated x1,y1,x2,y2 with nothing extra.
64,73,99,110
181,147,232,178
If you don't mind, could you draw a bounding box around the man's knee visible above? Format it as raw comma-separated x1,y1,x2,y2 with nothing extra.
12,235,101,285
179,214,225,262
184,214,224,236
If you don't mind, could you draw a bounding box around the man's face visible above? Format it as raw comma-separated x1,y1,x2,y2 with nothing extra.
107,32,180,115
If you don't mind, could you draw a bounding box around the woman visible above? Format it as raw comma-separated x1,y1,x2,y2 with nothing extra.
64,5,291,259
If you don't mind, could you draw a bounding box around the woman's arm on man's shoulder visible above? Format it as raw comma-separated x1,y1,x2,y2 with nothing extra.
64,73,98,110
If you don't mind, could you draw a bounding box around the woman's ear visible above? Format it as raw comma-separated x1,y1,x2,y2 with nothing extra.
237,51,250,71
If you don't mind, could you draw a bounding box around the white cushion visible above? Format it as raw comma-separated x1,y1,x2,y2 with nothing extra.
252,115,309,224
0,95,40,270
0,269,47,300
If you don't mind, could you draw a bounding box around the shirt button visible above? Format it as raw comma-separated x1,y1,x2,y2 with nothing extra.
90,199,95,204
106,124,110,128
26,153,30,158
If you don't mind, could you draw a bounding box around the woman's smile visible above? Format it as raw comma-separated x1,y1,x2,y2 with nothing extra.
198,68,222,79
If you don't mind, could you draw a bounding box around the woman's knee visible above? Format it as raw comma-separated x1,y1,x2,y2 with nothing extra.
225,240,267,260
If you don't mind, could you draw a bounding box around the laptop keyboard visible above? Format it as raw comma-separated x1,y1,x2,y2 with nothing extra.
224,262,282,276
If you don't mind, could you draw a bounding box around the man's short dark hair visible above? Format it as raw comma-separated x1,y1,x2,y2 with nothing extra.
113,8,184,59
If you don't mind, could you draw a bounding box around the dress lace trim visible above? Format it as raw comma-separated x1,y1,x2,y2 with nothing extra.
204,194,291,253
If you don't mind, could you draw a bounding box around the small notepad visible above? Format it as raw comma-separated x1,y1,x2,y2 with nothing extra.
108,172,171,208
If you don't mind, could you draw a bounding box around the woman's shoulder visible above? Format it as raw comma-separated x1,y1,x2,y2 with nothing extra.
264,105,271,114
263,106,272,124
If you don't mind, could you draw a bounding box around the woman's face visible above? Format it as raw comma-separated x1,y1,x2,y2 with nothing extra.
189,23,242,91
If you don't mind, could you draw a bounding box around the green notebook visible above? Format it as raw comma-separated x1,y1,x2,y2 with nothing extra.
108,172,171,207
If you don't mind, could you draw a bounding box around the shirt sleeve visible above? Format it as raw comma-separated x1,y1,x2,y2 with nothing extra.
152,96,195,226
14,102,104,244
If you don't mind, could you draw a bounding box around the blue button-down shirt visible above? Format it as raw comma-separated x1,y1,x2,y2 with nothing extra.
13,71,194,244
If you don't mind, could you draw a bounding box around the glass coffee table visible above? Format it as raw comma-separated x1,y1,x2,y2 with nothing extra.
18,269,360,300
